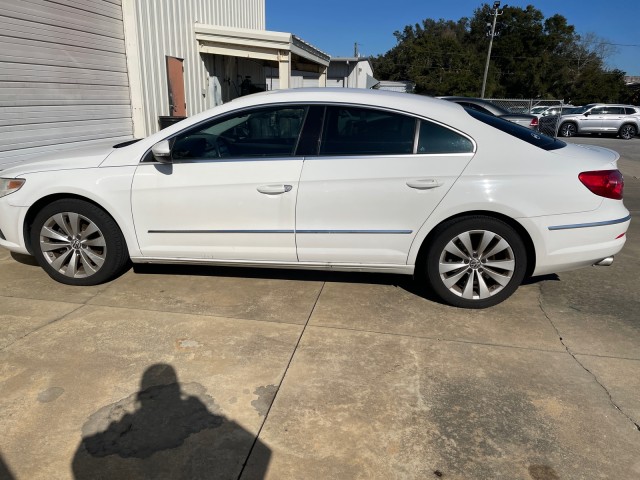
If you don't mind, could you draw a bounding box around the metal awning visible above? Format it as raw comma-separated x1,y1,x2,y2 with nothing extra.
194,24,330,89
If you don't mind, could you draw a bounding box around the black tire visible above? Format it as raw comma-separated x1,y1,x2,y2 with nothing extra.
30,199,130,285
558,122,577,137
425,216,527,309
618,124,637,140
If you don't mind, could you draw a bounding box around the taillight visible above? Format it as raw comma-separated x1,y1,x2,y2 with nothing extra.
530,117,539,128
578,170,624,200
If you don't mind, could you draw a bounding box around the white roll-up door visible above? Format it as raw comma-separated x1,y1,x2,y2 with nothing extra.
0,0,133,165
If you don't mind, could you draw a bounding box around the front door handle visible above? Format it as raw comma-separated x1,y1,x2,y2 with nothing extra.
406,179,443,190
257,184,293,195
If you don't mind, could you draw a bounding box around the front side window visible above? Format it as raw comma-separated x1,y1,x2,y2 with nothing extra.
319,106,415,155
590,107,606,115
417,120,474,154
171,106,307,160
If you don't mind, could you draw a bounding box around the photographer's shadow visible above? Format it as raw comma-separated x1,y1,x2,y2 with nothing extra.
72,364,270,479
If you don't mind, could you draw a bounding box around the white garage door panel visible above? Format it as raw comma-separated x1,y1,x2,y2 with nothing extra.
0,15,126,53
0,84,131,106
0,0,133,164
0,119,132,152
0,105,132,127
2,0,124,38
0,64,129,87
0,37,127,72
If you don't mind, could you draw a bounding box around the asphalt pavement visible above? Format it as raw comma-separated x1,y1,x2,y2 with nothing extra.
0,135,639,479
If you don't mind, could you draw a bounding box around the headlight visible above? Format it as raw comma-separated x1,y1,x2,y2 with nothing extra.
0,178,26,198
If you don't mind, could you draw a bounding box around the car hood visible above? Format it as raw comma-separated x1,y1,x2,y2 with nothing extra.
0,140,116,177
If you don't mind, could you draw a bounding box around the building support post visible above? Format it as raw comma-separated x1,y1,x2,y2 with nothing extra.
319,65,327,87
278,51,291,89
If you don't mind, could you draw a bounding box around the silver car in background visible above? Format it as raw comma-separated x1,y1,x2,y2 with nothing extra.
557,104,640,139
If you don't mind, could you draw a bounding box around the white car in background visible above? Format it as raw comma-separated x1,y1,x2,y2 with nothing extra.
0,89,630,308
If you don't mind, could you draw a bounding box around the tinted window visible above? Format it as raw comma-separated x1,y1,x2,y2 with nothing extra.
465,108,566,151
604,107,625,114
320,106,415,155
625,107,638,115
172,106,307,160
590,107,606,115
417,120,474,154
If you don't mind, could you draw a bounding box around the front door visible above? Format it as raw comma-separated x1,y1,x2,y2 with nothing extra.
581,107,605,132
132,105,307,261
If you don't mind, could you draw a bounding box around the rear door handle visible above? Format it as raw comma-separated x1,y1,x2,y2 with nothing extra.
257,184,293,195
406,179,443,190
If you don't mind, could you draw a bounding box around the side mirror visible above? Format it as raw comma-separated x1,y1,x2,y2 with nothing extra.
583,112,590,117
151,140,172,163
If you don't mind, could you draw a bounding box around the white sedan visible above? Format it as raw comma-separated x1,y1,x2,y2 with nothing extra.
0,89,630,308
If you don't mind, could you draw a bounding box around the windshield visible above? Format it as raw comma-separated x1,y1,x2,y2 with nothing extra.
465,108,566,151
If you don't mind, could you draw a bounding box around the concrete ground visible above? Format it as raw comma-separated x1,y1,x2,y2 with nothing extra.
1,136,639,480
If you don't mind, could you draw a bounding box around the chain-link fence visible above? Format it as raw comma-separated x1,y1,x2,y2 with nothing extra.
487,98,566,136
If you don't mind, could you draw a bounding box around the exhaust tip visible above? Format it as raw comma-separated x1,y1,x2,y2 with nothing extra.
593,256,614,266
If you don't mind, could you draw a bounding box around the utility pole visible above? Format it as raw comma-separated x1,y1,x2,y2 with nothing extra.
481,1,504,98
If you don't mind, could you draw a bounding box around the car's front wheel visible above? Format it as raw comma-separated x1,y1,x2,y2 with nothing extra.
559,122,577,137
425,216,527,309
30,199,130,285
619,124,637,140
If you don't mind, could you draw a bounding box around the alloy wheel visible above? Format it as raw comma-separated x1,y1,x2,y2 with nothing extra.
438,229,516,300
39,212,107,278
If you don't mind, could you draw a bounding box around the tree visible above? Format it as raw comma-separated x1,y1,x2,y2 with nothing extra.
372,3,627,102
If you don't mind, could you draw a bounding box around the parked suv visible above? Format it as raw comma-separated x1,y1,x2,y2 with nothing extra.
557,104,640,139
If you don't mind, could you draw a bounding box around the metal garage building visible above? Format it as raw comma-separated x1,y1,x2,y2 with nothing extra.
0,0,134,165
0,0,328,167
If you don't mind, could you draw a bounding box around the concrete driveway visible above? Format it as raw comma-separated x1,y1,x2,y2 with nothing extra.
1,137,639,479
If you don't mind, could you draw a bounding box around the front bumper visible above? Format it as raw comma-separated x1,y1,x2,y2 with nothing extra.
0,200,30,255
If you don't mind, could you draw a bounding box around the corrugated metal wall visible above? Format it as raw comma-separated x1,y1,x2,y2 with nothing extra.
132,0,265,135
0,0,133,164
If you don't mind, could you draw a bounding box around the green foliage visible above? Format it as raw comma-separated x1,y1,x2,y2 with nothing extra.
372,4,628,102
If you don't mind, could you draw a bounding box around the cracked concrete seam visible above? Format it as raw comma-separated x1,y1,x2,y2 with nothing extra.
0,302,86,353
237,281,326,479
536,288,640,432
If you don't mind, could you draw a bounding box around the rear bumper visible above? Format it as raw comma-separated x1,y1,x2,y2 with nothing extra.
522,209,630,276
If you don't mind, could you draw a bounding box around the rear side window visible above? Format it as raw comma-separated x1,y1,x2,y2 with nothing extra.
625,107,639,114
465,108,566,151
320,106,415,155
418,120,474,154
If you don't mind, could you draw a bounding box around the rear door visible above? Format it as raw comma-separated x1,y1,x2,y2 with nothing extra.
295,105,476,264
600,106,626,132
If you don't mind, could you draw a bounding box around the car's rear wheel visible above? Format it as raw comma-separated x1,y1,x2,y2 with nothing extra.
425,216,527,309
619,124,637,140
559,122,577,137
30,199,130,285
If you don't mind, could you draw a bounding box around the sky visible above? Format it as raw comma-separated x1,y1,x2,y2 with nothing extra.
266,0,640,76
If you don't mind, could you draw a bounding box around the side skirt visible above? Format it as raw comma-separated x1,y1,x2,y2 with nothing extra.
130,257,415,275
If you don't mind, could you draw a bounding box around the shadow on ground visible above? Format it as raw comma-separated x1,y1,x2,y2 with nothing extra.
72,364,270,480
